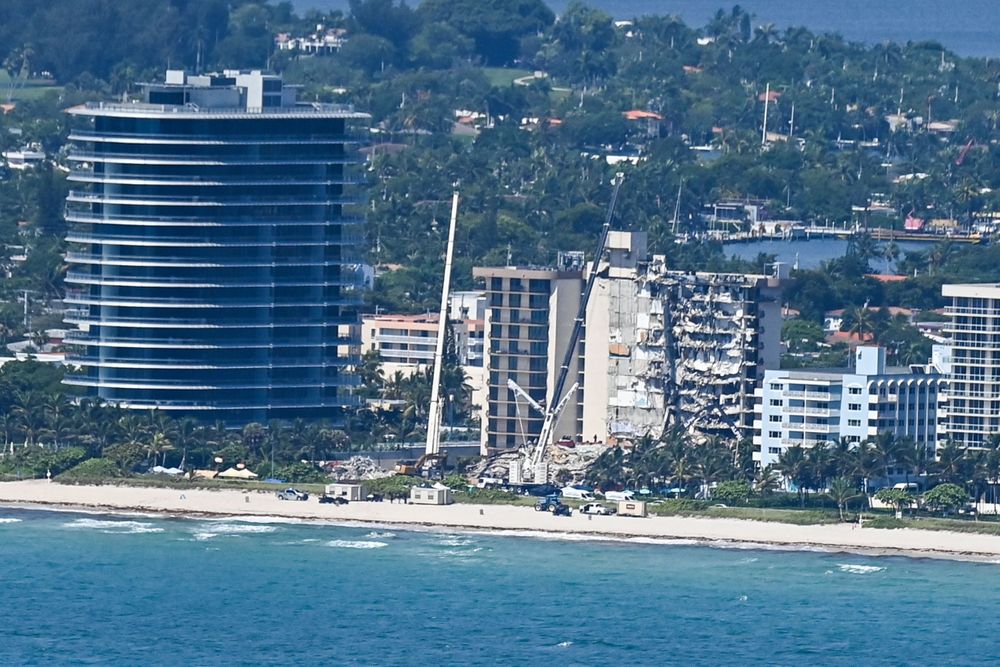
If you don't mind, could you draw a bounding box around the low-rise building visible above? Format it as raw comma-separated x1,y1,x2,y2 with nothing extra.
362,314,437,377
754,346,944,469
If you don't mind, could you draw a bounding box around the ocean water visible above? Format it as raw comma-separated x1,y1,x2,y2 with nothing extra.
2,508,999,665
293,0,1000,57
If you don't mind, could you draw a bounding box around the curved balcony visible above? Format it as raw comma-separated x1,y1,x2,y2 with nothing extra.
63,291,360,310
68,172,365,188
66,211,364,227
69,356,355,371
61,376,355,392
66,191,360,208
65,233,363,247
64,252,352,270
67,152,360,167
63,311,349,329
69,131,365,145
64,332,357,350
65,271,364,290
48,391,361,413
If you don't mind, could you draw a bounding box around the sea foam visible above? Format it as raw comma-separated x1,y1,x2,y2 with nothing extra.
0,518,22,524
838,564,886,574
63,518,164,534
325,539,388,549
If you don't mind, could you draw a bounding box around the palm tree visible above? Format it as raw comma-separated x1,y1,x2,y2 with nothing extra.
778,445,809,506
869,431,902,483
754,466,781,495
934,440,967,485
881,240,900,273
850,439,881,500
828,476,859,521
848,306,876,343
13,391,46,447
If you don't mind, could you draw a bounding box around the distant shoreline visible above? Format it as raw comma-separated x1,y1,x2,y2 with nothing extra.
2,481,999,563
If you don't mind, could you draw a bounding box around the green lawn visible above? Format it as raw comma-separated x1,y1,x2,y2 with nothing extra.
0,71,62,101
481,67,533,88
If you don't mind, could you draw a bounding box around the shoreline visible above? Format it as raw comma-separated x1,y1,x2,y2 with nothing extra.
2,481,1000,563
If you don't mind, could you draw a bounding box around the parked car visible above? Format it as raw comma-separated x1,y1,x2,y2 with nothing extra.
276,488,309,501
318,494,348,505
580,503,615,516
366,493,385,502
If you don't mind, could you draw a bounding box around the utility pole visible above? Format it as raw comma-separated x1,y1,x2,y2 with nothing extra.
761,83,770,146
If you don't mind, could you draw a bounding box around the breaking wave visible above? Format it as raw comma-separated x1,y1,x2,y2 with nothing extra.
0,518,22,524
325,539,388,550
63,518,164,534
837,564,886,574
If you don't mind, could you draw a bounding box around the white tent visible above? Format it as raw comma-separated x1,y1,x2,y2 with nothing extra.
217,467,258,479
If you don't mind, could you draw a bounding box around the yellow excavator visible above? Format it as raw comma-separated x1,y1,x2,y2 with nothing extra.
394,452,447,477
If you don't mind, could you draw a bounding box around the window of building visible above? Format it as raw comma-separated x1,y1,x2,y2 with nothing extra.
848,403,861,411
768,447,781,454
770,383,783,390
768,431,780,438
847,419,861,427
769,399,783,407
769,415,781,422
848,387,862,395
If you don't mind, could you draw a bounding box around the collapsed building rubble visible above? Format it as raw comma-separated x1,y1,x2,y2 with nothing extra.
583,231,785,445
323,456,395,481
470,443,607,484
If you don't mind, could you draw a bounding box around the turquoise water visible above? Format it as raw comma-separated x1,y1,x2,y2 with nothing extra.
2,508,999,665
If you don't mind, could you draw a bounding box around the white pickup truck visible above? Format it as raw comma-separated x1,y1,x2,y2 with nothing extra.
579,502,615,516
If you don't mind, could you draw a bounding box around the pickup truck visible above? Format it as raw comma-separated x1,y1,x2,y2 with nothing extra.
276,488,309,501
580,502,615,516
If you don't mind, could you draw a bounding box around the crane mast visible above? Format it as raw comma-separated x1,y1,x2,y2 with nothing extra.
515,175,625,484
425,191,460,456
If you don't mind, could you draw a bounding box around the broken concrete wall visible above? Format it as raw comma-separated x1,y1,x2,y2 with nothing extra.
586,245,782,444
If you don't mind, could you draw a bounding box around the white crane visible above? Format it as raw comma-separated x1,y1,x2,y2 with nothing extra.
506,378,579,484
425,190,460,456
503,175,625,485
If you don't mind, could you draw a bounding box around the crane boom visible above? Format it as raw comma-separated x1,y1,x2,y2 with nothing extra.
530,174,625,478
506,378,544,413
425,191,460,456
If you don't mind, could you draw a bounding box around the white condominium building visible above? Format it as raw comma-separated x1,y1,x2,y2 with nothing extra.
754,347,943,468
940,283,1000,448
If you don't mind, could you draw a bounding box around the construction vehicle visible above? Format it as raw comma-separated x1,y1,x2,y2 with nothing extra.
504,175,626,486
394,452,447,477
534,494,571,516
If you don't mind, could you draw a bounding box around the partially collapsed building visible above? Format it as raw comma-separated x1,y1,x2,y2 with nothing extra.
582,231,784,444
475,231,785,454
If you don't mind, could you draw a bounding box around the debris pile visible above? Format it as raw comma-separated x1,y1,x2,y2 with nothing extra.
324,456,394,481
470,443,610,485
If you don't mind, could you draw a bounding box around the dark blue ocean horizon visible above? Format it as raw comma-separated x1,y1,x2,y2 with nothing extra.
2,508,999,664
291,0,1000,58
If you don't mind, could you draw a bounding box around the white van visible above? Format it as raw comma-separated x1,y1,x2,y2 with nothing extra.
604,490,636,502
560,486,596,501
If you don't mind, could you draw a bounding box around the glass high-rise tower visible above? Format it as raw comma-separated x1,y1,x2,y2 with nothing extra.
63,70,368,423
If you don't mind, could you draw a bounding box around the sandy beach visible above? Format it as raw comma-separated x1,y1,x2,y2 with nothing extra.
2,480,999,561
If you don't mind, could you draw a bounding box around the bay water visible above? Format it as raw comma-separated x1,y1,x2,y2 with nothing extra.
293,0,1000,57
2,508,999,664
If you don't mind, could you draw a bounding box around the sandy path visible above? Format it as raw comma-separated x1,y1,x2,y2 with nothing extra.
1,480,999,561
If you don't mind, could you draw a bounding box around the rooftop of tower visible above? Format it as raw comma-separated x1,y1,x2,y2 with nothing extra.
67,68,370,120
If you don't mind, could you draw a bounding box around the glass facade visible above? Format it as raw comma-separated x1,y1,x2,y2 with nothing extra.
63,101,367,424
